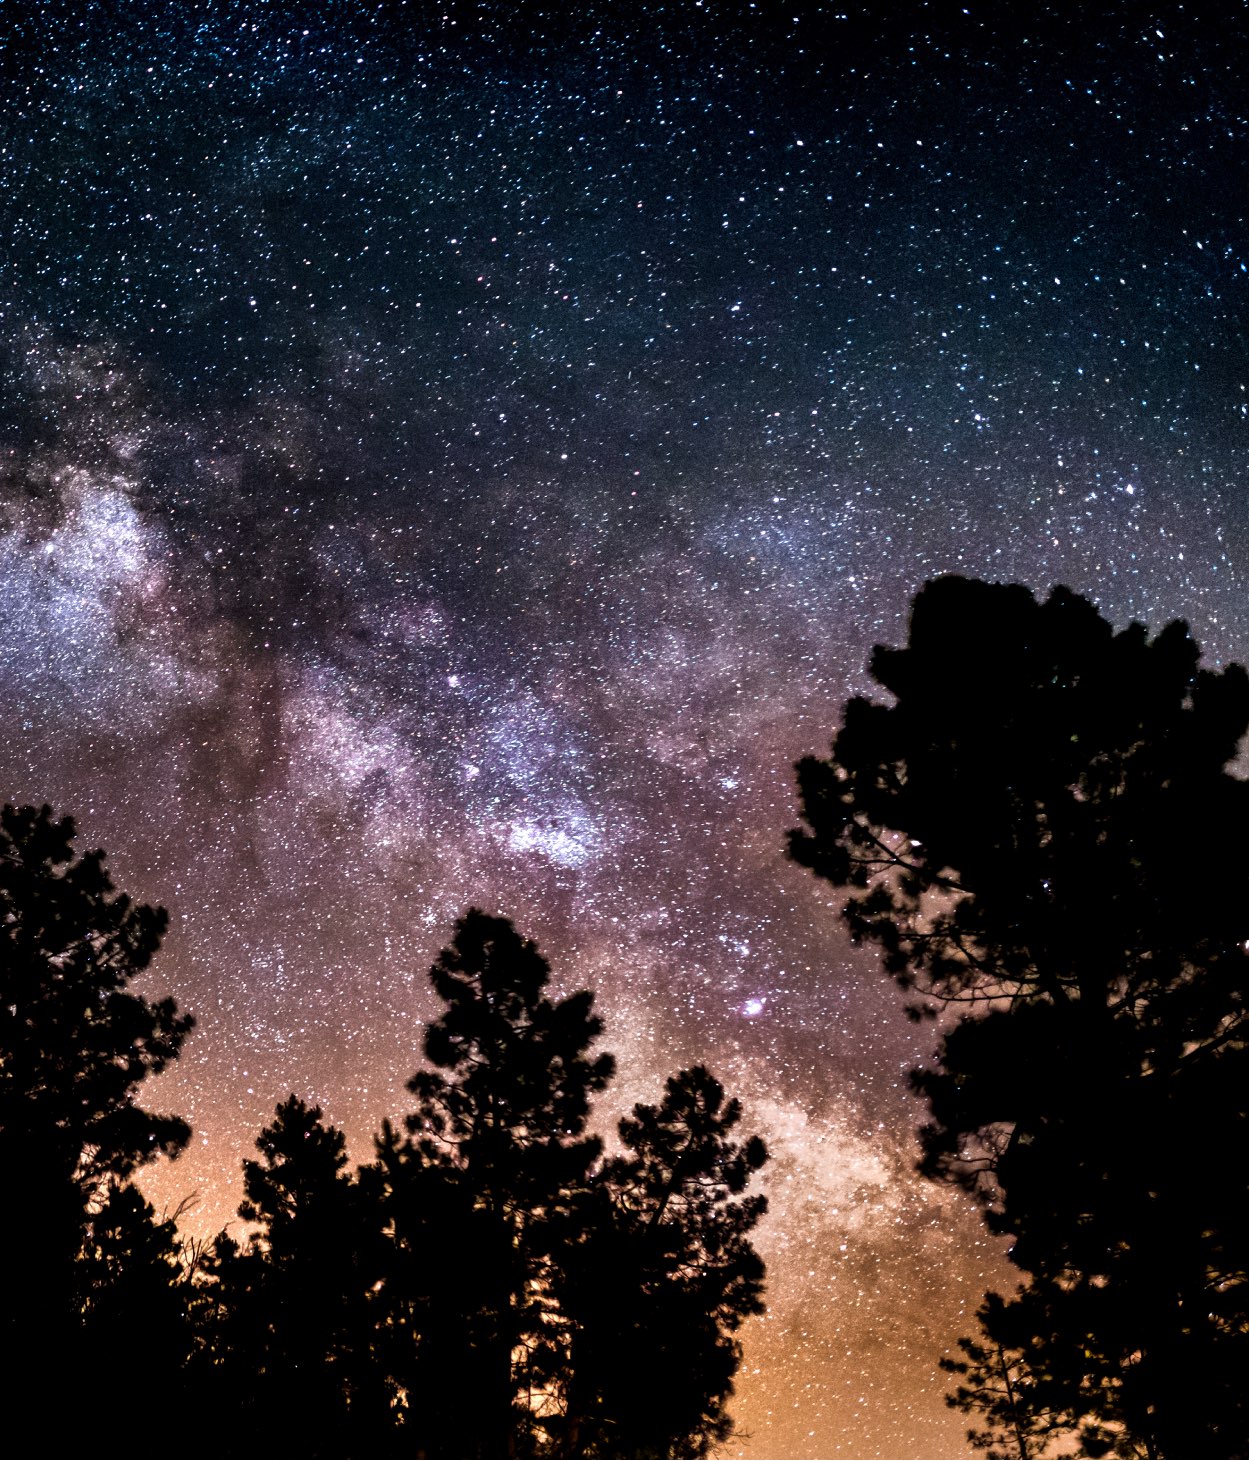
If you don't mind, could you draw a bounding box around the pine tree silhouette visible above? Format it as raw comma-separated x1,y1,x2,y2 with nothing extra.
0,803,192,1451
375,910,614,1458
193,1096,392,1458
790,577,1249,1457
554,1066,768,1458
78,1184,192,1451
192,911,769,1459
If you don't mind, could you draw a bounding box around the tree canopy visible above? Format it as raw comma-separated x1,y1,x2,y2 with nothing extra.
0,807,770,1459
0,803,195,1453
382,909,617,1457
191,910,769,1458
368,910,769,1458
0,803,192,1186
192,1095,392,1456
553,1065,768,1458
790,576,1249,1458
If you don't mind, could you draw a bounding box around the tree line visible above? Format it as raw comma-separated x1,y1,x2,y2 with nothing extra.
3,573,1247,1458
0,814,766,1459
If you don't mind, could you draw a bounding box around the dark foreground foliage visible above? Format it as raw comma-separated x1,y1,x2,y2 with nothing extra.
792,576,1249,1458
0,804,194,1452
0,811,767,1459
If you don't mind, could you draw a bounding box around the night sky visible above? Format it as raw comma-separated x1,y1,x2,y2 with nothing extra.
3,3,1247,1455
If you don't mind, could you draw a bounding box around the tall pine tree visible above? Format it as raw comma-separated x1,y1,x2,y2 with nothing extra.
196,911,770,1458
378,910,614,1458
554,1066,768,1458
193,1096,392,1457
0,803,192,1450
790,577,1249,1457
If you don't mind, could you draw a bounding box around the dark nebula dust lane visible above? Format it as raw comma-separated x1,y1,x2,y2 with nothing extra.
2,4,1247,1455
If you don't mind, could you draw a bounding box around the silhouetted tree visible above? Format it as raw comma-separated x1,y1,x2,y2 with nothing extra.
189,912,768,1458
367,1119,498,1457
939,1280,1146,1461
192,1096,393,1457
367,913,770,1457
790,577,1249,1458
0,802,192,1448
373,910,615,1458
77,1183,192,1446
553,1066,768,1458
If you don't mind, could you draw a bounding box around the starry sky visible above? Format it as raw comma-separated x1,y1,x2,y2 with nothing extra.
3,2,1248,1455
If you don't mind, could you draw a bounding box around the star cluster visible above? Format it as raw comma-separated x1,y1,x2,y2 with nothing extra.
2,4,1247,1455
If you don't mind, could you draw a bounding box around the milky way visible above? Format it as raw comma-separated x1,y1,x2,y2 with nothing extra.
3,5,1248,1455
